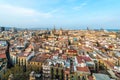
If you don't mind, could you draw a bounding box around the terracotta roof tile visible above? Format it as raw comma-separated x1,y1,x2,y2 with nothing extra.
104,60,114,69
76,66,90,72
0,54,6,58
77,55,92,63
88,76,94,80
68,50,77,53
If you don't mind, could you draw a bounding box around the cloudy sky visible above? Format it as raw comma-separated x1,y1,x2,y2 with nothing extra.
0,0,120,29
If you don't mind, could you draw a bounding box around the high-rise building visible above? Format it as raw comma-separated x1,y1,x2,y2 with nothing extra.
0,27,5,32
11,27,17,33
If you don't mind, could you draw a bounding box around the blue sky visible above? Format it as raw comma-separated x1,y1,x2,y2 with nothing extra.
0,0,120,29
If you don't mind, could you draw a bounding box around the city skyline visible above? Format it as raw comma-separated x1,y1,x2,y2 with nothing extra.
0,0,120,29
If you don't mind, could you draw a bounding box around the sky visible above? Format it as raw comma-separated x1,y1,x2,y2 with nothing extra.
0,0,120,29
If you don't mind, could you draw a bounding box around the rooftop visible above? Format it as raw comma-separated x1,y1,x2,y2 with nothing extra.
76,66,90,73
93,73,111,80
0,54,6,59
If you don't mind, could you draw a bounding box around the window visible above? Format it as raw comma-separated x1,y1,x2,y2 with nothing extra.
71,76,74,80
78,76,80,80
38,63,39,65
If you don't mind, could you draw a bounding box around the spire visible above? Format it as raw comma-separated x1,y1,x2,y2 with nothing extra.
53,25,56,32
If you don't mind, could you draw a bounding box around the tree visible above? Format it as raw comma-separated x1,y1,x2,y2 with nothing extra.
2,65,30,80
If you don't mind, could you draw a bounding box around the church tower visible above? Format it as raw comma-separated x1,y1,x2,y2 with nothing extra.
59,27,63,35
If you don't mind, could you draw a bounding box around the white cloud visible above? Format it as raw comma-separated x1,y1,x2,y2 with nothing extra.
73,1,88,10
0,3,55,28
0,4,52,18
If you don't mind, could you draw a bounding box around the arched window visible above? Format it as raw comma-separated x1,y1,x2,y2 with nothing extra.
71,76,74,80
66,74,68,80
38,63,39,65
56,68,59,79
18,59,20,66
82,76,86,80
56,68,59,75
78,76,80,80
21,59,23,66
61,69,64,79
51,67,54,79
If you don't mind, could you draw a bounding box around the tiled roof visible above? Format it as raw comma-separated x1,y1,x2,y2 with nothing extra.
76,56,84,63
68,49,77,53
0,54,6,58
77,55,92,63
18,52,31,57
76,66,90,73
104,60,114,69
88,76,94,80
30,53,51,62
